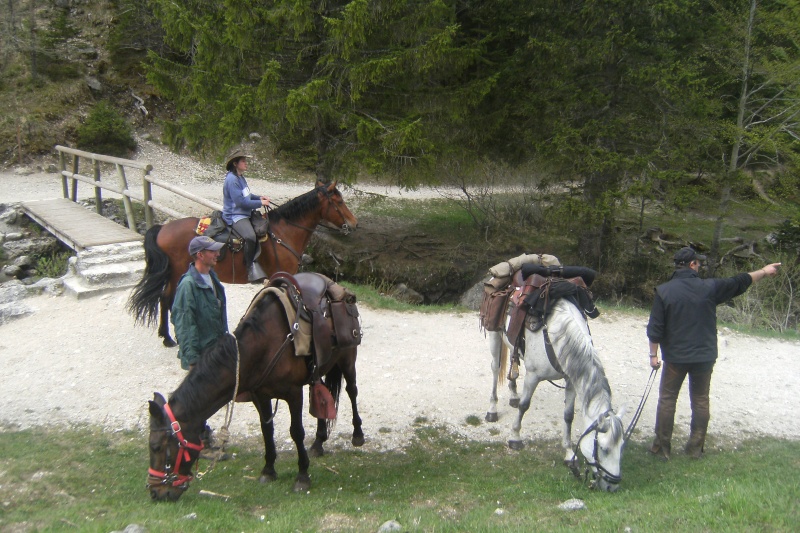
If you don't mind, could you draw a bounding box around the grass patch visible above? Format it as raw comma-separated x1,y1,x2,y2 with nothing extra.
0,427,798,532
340,281,470,313
35,249,72,278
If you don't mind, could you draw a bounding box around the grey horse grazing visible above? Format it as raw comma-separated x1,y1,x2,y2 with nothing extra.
487,298,625,492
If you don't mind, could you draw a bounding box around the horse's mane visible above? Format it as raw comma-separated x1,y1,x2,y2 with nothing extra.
550,299,613,417
268,185,328,223
170,333,238,410
233,288,276,338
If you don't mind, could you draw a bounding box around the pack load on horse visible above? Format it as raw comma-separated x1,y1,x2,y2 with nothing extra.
127,180,357,347
480,255,625,492
146,272,364,502
479,253,562,414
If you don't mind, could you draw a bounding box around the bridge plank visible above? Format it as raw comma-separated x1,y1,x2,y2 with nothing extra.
20,198,143,251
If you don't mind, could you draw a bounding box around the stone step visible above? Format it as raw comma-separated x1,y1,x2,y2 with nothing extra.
72,242,145,267
62,243,145,299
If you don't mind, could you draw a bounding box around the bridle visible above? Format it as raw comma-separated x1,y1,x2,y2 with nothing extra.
146,402,204,491
263,185,353,270
571,409,623,488
316,184,353,235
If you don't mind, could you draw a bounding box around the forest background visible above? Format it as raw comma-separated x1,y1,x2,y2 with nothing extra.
1,0,799,331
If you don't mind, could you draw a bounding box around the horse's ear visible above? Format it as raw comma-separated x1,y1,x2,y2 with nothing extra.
617,405,628,420
327,181,337,192
596,412,612,432
149,400,165,422
153,392,166,406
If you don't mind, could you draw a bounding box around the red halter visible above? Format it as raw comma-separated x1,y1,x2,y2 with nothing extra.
147,402,204,489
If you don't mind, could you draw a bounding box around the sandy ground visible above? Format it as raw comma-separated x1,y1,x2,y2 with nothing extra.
1,143,799,455
1,279,798,454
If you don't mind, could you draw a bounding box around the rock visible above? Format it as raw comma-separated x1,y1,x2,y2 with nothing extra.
77,46,99,60
46,164,59,173
86,76,102,92
0,209,18,224
0,281,27,303
558,498,586,511
392,283,424,304
249,132,262,140
377,520,402,532
4,233,24,242
13,255,33,268
13,167,34,176
459,279,485,310
28,277,64,296
110,524,148,533
0,301,34,325
2,236,60,260
2,265,23,279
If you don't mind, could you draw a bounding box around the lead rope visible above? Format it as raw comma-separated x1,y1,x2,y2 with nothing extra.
624,367,659,442
196,333,242,478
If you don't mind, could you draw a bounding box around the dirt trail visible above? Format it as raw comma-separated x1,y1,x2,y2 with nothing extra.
0,285,797,453
1,144,799,453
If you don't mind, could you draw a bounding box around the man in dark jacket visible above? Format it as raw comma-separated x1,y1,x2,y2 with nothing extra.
647,247,780,459
171,236,229,461
171,236,228,370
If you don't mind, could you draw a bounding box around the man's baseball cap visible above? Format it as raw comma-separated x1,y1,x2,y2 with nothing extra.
674,246,706,265
188,236,225,255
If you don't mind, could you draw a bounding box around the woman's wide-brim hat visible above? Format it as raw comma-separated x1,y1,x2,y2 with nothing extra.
225,148,252,168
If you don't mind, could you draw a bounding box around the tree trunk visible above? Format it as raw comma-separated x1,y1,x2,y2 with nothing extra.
709,0,757,277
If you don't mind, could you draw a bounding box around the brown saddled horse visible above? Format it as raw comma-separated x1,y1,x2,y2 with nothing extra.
146,273,364,501
127,180,357,346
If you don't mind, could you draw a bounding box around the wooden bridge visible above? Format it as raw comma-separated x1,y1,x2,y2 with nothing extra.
21,197,143,251
16,145,218,298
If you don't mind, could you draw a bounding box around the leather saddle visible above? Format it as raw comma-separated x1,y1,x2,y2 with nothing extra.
266,271,362,373
195,210,270,249
505,265,599,351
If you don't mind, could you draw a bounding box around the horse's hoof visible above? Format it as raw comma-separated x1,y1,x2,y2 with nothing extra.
162,338,177,348
352,435,365,447
259,472,277,483
293,476,311,492
509,399,520,408
508,440,525,451
309,445,324,458
485,412,499,423
564,459,581,479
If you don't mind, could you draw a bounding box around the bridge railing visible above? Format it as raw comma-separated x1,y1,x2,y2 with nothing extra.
55,145,222,229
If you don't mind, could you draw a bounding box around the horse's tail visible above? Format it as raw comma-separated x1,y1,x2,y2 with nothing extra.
323,363,344,433
126,224,169,327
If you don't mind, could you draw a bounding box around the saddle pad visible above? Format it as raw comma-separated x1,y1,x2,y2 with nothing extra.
243,286,312,357
196,216,212,235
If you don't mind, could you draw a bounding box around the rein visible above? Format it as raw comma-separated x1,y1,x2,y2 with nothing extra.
623,367,659,442
262,185,349,269
146,403,204,490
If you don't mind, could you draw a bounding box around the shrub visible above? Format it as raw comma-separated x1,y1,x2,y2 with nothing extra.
76,101,136,157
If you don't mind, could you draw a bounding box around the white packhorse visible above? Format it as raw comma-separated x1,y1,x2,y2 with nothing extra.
485,298,625,492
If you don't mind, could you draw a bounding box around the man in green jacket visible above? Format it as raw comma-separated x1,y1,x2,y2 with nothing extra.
171,235,229,460
172,236,228,370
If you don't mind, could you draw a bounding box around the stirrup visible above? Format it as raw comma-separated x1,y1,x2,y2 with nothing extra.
247,263,267,283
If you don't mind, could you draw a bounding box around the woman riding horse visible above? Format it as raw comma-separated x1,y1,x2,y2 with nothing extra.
222,149,271,282
127,180,357,347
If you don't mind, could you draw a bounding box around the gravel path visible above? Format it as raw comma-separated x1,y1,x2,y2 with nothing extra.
1,285,798,454
1,140,799,454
